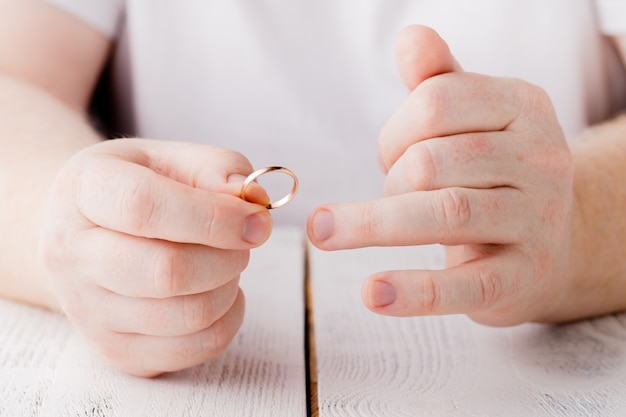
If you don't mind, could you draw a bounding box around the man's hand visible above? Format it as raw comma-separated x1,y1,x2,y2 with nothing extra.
308,25,574,326
39,139,272,376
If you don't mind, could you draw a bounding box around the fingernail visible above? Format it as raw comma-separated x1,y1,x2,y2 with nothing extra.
243,213,270,244
371,281,396,307
311,209,334,242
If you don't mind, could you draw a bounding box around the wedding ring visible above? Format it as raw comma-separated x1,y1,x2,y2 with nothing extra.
240,166,299,209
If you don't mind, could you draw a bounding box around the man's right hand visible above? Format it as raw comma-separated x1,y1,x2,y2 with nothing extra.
39,139,272,377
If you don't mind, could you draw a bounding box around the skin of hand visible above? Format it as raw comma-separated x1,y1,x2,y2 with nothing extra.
39,138,272,377
308,25,576,326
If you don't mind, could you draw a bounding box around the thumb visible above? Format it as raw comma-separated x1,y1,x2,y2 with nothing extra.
396,25,462,91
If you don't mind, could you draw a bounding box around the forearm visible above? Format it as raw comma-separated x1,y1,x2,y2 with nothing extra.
566,113,626,320
0,73,102,310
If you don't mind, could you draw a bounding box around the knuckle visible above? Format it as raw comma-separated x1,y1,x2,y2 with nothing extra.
118,179,159,235
404,143,436,191
199,290,244,357
525,82,552,109
200,319,234,358
183,294,211,333
432,188,472,232
152,245,192,297
182,282,243,333
512,79,556,121
201,202,219,244
418,274,439,315
474,266,502,308
358,203,383,242
414,79,452,132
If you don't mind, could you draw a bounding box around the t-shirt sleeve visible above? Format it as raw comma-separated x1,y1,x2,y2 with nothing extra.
595,0,626,35
44,0,124,38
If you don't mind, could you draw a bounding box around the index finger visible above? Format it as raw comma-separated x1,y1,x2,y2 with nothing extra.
307,188,526,250
75,140,273,249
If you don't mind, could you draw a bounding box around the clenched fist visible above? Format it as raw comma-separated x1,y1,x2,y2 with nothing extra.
39,139,272,376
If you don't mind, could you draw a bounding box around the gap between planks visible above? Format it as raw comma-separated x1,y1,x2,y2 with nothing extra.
304,241,319,417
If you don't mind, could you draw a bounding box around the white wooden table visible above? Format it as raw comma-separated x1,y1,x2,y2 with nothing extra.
2,228,626,416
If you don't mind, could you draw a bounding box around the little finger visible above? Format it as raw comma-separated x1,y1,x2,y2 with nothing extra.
361,253,531,325
90,289,245,377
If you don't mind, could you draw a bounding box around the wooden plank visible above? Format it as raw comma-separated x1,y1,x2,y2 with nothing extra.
310,244,626,416
0,227,307,417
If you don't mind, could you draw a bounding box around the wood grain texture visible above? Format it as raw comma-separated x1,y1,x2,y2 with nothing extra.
0,227,307,417
310,243,626,416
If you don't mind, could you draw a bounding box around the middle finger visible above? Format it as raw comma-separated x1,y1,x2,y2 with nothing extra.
384,131,528,196
74,227,249,298
378,72,523,172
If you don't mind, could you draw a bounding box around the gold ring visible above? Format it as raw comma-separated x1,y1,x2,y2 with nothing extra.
240,166,299,209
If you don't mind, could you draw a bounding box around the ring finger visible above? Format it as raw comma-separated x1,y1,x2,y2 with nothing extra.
89,278,242,337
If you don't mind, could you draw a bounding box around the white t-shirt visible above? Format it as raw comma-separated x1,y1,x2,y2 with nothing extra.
46,0,626,226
